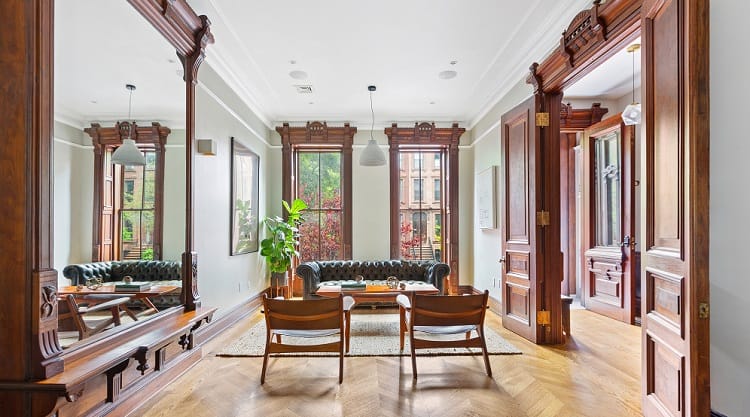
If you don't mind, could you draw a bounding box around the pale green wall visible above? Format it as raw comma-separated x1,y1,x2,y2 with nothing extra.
194,64,276,315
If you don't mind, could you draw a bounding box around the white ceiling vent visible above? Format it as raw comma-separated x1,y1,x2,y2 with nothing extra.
294,85,313,94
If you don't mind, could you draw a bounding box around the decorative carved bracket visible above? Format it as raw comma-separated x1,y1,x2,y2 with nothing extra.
560,102,609,130
560,0,606,68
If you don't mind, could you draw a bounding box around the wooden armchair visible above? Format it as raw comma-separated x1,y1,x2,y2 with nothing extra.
260,294,354,384
59,294,131,340
397,290,492,379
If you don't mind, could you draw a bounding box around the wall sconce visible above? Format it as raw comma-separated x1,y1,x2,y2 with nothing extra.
197,139,216,156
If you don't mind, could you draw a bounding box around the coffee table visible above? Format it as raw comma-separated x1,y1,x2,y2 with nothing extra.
316,282,440,304
58,284,180,319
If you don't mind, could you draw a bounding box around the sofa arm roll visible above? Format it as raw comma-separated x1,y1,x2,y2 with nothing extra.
426,262,450,294
62,262,114,286
296,262,321,300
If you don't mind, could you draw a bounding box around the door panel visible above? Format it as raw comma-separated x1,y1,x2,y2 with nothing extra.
582,116,637,324
642,0,710,415
501,96,540,342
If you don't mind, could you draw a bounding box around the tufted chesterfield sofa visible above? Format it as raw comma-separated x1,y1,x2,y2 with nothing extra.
62,260,182,309
296,260,450,300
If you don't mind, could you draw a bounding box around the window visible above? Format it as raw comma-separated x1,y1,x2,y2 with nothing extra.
86,122,169,262
387,123,464,293
120,151,157,260
297,152,343,261
413,178,423,201
278,122,354,265
413,153,423,169
594,130,622,247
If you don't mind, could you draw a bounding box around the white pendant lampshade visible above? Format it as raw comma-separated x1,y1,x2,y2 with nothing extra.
359,85,386,166
621,44,641,126
622,102,641,126
112,137,146,165
113,84,146,166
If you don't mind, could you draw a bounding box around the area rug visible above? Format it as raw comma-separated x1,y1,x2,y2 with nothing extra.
216,313,521,357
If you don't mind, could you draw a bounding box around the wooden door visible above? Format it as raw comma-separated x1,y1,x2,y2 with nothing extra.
582,116,637,324
642,0,710,415
500,96,542,343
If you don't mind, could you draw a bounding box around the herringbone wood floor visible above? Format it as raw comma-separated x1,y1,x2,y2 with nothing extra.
130,306,641,417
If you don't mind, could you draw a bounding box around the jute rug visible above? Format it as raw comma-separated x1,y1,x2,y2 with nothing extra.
216,313,521,357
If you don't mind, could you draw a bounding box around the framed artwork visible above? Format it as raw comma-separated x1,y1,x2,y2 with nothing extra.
477,166,497,229
230,137,260,255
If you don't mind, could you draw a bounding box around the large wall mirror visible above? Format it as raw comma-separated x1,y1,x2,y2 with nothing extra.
53,0,187,349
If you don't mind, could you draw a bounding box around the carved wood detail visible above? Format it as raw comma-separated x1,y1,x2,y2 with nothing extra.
527,0,642,93
277,122,356,296
560,102,609,130
386,123,464,295
85,123,170,261
0,0,215,414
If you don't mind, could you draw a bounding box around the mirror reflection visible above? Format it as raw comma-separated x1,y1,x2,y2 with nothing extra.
54,0,186,348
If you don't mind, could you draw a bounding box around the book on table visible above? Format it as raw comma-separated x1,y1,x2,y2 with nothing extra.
114,281,152,291
340,282,366,290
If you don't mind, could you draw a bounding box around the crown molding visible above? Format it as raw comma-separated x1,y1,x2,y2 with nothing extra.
468,0,593,128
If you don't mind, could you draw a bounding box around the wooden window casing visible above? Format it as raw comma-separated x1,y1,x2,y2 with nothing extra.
386,122,464,295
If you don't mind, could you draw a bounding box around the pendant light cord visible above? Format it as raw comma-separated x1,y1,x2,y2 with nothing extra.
369,90,375,142
127,87,134,139
631,47,636,103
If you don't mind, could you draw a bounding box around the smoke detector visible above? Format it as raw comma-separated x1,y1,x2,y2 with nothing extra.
294,85,313,94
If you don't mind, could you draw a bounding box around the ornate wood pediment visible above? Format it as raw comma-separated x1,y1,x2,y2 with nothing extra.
276,122,356,147
385,122,464,147
560,102,609,130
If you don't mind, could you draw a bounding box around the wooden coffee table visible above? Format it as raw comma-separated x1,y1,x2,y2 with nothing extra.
59,284,180,319
316,282,439,304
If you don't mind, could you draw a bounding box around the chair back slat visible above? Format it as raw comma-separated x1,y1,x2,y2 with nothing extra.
411,293,488,327
263,294,342,331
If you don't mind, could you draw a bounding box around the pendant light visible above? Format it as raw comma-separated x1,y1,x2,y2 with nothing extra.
112,84,146,166
621,44,641,126
359,85,386,166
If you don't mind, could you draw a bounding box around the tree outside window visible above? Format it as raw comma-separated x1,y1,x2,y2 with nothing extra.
297,152,343,262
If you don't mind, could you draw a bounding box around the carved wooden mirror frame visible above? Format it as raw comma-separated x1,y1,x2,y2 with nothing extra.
0,0,213,382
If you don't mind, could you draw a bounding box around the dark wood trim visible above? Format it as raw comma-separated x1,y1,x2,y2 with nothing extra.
277,122,356,296
0,0,214,414
385,123,465,295
560,102,609,131
85,123,171,261
528,0,642,93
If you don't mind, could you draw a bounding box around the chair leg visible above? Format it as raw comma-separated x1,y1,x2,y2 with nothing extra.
339,340,344,384
399,308,406,351
261,334,272,384
478,328,492,377
410,334,418,379
345,310,352,353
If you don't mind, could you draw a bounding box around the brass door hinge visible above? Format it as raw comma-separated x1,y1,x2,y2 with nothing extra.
536,112,550,127
537,310,550,326
699,302,709,319
537,210,550,227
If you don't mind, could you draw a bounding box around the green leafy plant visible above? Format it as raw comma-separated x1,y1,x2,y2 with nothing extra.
260,198,308,273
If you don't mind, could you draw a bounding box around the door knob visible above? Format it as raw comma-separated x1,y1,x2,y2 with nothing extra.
498,257,505,263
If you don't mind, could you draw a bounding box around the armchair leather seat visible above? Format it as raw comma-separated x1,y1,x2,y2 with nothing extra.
297,260,450,300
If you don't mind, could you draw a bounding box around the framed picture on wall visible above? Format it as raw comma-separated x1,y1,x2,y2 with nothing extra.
230,137,260,255
477,166,497,229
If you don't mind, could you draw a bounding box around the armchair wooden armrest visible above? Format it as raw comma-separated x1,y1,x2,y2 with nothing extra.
60,294,132,340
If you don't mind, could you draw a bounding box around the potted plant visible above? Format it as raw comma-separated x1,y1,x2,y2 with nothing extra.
260,198,307,295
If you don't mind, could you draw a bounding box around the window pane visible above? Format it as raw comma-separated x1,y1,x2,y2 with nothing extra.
122,166,143,209
320,210,342,260
298,153,321,208
434,179,440,201
413,179,423,201
414,153,423,169
120,211,139,259
594,131,622,247
143,169,155,209
299,211,321,262
434,154,441,169
140,210,155,259
319,153,341,209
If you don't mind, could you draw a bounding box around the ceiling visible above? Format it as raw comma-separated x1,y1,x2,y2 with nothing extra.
55,0,639,131
54,0,185,129
564,38,642,100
